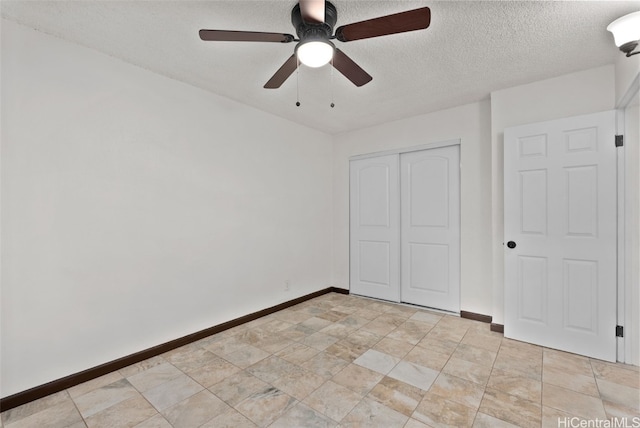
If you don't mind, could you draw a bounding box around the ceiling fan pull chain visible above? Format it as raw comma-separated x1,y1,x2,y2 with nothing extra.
296,60,301,107
330,57,335,108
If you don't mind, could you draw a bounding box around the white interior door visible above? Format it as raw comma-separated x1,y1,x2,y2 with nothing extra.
504,110,617,361
400,146,460,312
350,155,400,302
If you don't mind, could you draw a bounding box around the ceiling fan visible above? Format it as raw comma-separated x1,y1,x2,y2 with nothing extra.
199,0,431,89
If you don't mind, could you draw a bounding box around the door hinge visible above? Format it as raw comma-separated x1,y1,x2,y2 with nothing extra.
616,325,624,337
615,135,624,147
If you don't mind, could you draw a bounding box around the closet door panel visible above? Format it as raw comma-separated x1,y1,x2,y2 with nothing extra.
350,155,400,302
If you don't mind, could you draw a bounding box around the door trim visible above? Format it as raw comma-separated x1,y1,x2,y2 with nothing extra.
349,139,461,161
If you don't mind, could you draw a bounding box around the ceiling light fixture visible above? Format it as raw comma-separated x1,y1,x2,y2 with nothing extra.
607,11,640,57
296,39,334,67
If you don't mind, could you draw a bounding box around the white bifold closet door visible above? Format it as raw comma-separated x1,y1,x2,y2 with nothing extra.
350,145,460,312
349,154,400,302
400,146,460,312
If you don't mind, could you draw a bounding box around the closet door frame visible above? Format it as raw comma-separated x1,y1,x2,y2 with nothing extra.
349,139,461,307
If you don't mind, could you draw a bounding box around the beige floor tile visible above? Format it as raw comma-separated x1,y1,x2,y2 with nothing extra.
1,390,71,426
209,370,268,406
85,395,156,428
375,314,410,327
223,345,270,369
493,349,542,381
254,333,296,353
186,355,241,388
542,383,607,420
460,331,502,353
452,344,497,367
141,374,203,412
595,377,640,411
163,347,220,373
479,388,541,428
332,363,383,396
442,358,492,386
345,329,382,348
409,311,443,325
386,321,430,345
603,400,640,419
353,349,400,375
368,376,425,417
133,413,173,428
73,379,140,419
412,392,477,428
429,373,484,410
354,308,384,320
543,365,598,397
68,372,124,399
234,386,297,428
543,349,593,377
275,342,320,365
320,323,357,339
338,315,371,330
426,325,468,343
273,309,314,324
204,335,249,357
119,356,168,380
339,398,409,428
487,368,542,402
361,319,399,336
325,339,369,362
404,346,452,372
303,381,362,422
161,390,229,428
126,363,183,393
246,355,302,383
3,399,83,428
373,337,415,359
9,294,640,428
302,352,350,379
300,332,340,351
299,316,334,331
200,408,257,428
282,324,316,342
541,405,577,428
271,369,327,401
472,412,520,428
591,359,640,389
404,418,433,428
269,403,337,428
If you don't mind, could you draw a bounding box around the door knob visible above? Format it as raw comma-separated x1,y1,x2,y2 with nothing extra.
507,241,516,249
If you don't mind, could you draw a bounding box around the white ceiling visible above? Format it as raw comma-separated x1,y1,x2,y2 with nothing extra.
2,1,639,134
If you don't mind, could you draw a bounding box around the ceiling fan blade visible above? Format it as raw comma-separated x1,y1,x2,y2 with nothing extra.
299,0,325,24
199,30,295,43
335,7,431,42
332,49,372,87
264,54,298,89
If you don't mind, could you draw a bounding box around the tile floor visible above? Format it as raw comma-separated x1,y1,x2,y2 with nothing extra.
2,293,639,427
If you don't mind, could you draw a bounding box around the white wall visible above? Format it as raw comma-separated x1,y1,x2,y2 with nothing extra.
490,65,616,325
1,20,333,397
332,101,493,316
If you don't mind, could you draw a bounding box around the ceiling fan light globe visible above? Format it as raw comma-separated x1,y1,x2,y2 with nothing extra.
607,11,640,47
297,40,334,68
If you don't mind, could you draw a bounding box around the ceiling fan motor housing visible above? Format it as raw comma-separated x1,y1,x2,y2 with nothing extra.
291,1,338,42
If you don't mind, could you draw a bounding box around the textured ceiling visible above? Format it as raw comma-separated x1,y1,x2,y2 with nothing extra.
2,1,639,134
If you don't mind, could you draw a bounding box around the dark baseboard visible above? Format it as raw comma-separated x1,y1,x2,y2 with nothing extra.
460,311,492,324
0,286,345,412
490,323,505,333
